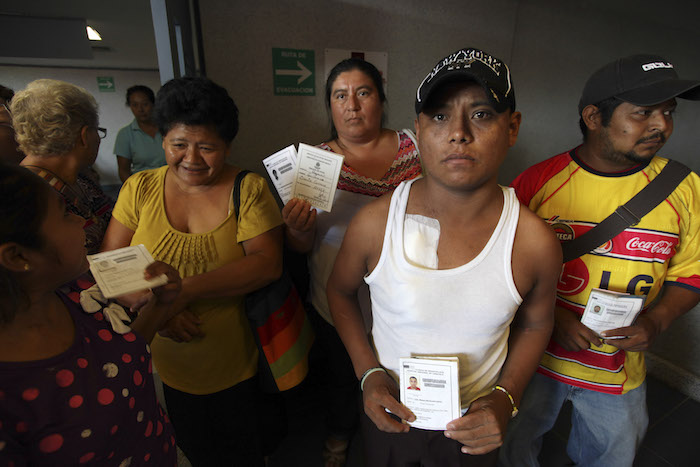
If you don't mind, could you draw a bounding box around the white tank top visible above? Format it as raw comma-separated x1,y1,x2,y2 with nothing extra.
365,179,523,408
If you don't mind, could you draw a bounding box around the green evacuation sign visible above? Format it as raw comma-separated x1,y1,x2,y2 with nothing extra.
97,76,115,92
272,48,315,96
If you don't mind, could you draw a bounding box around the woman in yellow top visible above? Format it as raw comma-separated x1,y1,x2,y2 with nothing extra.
101,76,283,466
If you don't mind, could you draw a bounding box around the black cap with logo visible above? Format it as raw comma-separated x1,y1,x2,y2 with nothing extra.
579,54,700,114
415,47,515,115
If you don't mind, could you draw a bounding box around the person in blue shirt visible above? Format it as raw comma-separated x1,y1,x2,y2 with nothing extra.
114,85,166,182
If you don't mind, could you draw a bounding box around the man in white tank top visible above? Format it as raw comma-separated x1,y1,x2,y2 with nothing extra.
327,47,562,466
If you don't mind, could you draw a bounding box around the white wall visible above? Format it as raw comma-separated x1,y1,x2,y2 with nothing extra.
505,0,700,183
198,0,700,393
1,66,161,186
199,0,519,171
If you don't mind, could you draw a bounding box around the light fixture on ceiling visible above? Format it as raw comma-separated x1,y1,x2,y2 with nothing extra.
86,25,102,41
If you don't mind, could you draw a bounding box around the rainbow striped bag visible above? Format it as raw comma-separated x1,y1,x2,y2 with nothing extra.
245,272,314,392
234,170,314,392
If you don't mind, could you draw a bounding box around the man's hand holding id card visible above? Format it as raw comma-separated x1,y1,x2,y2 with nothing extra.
580,288,646,338
399,357,461,430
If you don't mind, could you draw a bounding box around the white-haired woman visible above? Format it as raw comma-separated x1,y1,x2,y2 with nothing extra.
13,79,113,254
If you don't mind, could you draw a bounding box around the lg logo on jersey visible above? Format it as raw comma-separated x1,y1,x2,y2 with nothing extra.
642,62,673,72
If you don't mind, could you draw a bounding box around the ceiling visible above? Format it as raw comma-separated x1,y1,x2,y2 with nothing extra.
2,0,699,72
0,0,159,70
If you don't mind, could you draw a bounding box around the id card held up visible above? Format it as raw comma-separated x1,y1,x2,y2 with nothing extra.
292,143,344,212
263,143,344,212
262,145,298,205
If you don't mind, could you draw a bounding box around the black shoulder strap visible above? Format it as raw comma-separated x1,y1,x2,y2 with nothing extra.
233,169,252,220
561,160,691,263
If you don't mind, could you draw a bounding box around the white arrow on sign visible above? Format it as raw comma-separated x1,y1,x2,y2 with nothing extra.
275,61,312,85
101,81,114,89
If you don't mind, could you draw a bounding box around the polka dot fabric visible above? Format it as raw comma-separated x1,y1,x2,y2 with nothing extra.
0,292,176,465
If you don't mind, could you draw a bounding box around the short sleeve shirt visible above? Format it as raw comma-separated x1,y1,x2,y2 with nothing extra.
112,166,283,394
512,149,700,394
0,292,176,466
113,119,166,173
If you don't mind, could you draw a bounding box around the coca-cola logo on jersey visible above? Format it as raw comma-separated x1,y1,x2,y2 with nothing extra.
625,237,673,255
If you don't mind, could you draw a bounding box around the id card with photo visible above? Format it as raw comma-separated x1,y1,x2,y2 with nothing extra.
399,356,461,431
262,145,298,204
580,288,645,337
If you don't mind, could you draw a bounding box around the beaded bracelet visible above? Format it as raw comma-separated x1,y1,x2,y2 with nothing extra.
493,385,519,418
360,367,387,391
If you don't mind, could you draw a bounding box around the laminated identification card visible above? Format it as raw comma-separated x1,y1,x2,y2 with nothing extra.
87,245,167,298
580,288,645,337
262,144,298,205
399,356,461,431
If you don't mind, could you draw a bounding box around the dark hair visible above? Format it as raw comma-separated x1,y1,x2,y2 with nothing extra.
154,77,239,143
325,58,386,140
0,84,14,103
126,85,155,105
579,97,624,141
0,163,50,324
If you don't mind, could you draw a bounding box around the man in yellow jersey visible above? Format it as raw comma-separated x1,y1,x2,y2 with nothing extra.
500,55,700,467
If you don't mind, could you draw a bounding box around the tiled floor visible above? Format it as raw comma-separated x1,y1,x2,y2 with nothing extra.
260,373,699,467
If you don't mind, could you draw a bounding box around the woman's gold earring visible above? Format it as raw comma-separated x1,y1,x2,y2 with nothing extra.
24,263,30,271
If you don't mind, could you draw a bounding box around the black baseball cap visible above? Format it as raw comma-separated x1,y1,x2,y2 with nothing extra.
415,47,515,115
579,54,700,114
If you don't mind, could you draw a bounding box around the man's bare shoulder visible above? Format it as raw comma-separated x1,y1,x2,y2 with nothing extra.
348,192,393,239
336,191,394,274
515,204,561,257
512,203,562,296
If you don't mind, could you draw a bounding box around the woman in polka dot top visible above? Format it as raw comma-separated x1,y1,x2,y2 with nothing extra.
0,164,182,466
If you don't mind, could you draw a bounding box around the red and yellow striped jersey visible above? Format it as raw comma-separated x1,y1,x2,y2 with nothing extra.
512,147,700,394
